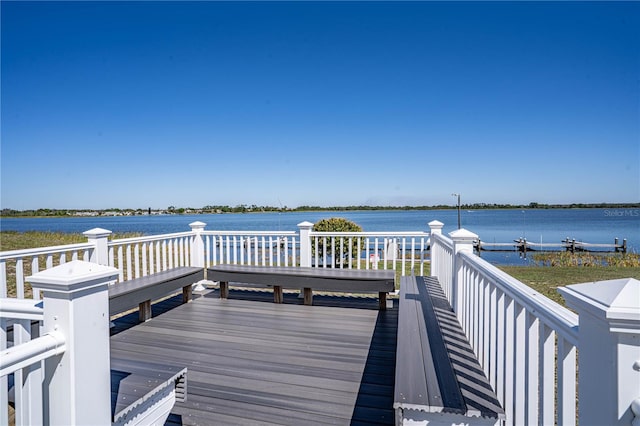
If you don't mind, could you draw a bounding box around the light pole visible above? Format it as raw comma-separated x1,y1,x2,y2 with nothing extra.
451,193,461,229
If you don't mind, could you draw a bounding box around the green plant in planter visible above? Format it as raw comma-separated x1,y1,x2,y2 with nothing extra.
312,217,364,267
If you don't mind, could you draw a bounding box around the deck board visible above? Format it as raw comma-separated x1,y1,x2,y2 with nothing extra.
110,289,397,425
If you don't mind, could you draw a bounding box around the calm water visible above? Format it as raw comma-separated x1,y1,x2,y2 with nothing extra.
1,209,638,265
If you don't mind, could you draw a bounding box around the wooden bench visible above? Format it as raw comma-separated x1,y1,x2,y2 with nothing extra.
394,276,504,425
207,264,395,310
111,357,187,426
109,266,204,322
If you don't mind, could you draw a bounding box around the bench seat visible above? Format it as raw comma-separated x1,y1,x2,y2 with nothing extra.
394,276,504,425
109,266,204,322
207,264,395,310
111,357,187,426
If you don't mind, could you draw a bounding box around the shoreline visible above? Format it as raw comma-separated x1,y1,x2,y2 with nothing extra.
2,204,639,219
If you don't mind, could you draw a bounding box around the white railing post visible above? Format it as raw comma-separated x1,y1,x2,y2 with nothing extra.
428,220,444,278
449,228,478,315
83,228,112,266
559,278,640,426
189,221,206,267
298,221,314,267
28,260,118,426
189,221,208,291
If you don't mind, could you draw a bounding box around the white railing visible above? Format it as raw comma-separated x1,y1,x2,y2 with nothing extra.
429,223,640,426
0,242,94,299
108,231,194,283
457,250,578,426
309,231,429,276
203,231,298,268
0,298,65,426
1,221,434,300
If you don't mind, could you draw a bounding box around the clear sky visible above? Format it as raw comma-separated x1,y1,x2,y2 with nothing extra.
1,1,638,210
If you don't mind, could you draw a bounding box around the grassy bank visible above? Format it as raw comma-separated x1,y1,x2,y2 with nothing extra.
0,230,142,252
499,265,640,305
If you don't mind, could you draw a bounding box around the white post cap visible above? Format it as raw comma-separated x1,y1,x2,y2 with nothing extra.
189,221,207,230
428,220,444,229
297,221,314,229
448,228,478,241
28,260,119,294
559,278,640,333
82,228,112,238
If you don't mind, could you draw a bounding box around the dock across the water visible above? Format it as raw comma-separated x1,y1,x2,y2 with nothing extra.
475,237,627,256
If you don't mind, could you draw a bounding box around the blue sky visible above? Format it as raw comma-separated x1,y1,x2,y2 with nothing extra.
1,1,638,210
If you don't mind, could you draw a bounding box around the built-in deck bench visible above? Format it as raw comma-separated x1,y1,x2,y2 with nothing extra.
394,276,504,425
109,266,204,322
111,357,187,426
207,264,395,310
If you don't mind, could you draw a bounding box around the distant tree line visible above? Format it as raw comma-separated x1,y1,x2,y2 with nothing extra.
1,202,638,218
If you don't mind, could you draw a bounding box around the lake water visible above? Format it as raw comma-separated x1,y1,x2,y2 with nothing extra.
1,208,638,265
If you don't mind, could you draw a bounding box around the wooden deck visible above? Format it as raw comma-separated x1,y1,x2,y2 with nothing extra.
110,288,398,425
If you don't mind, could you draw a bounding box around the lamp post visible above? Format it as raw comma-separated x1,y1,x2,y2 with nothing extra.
451,193,461,229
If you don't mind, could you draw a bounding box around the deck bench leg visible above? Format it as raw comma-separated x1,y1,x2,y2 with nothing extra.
379,292,387,311
220,281,229,299
273,286,283,303
139,300,152,322
182,285,192,303
303,288,313,306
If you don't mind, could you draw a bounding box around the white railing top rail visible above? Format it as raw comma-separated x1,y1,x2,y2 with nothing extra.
311,231,429,237
108,231,195,245
0,331,66,378
431,232,454,249
202,230,298,236
0,298,44,321
0,242,95,260
459,250,579,345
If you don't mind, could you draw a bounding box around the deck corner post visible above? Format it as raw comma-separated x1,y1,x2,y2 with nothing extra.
449,228,477,316
428,220,444,278
559,278,640,426
298,221,314,267
28,260,119,426
83,227,113,265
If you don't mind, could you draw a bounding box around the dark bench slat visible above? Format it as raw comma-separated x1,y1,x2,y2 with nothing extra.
394,276,430,408
109,266,204,319
208,265,394,292
394,276,504,422
207,264,394,309
394,277,452,412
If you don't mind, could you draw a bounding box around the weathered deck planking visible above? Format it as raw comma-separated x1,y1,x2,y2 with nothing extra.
110,289,397,425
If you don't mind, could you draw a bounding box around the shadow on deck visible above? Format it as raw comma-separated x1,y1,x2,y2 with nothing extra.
110,288,398,425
